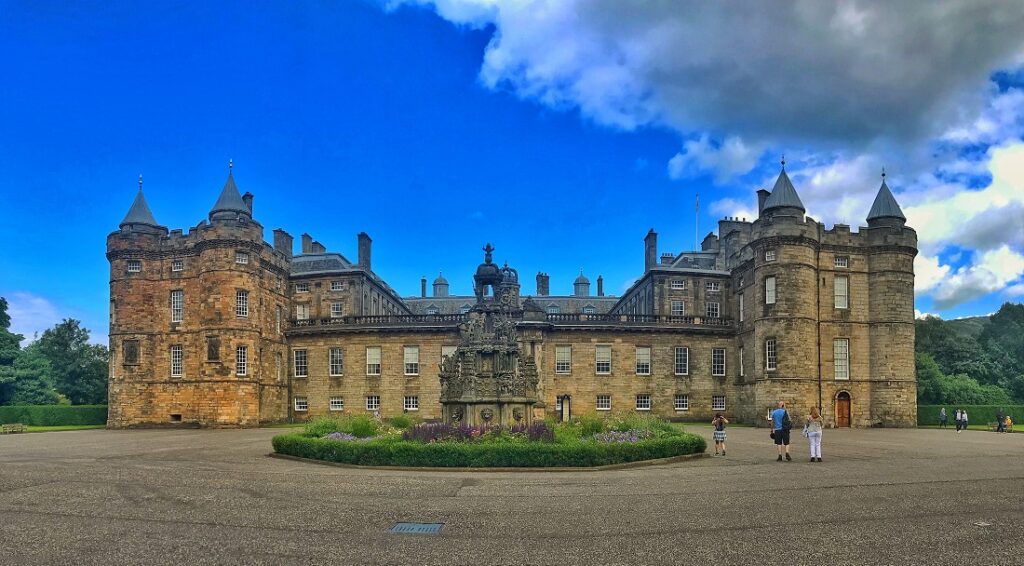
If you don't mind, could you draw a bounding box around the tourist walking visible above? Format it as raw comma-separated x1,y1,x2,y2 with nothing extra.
804,406,824,462
939,407,948,429
961,409,969,431
770,401,792,461
996,408,1006,433
955,409,963,432
712,413,728,456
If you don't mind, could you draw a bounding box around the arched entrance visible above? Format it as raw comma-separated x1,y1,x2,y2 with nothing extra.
835,391,851,428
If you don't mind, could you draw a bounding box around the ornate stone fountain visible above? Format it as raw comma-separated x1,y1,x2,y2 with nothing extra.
438,244,539,426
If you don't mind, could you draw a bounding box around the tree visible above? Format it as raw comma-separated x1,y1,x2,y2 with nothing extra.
0,296,27,404
916,352,1012,405
35,319,108,405
5,343,58,405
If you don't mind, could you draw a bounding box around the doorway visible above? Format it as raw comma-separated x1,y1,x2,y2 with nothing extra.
556,395,571,422
836,391,851,427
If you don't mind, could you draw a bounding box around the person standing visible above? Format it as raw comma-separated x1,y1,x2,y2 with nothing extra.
996,408,1006,433
711,413,728,456
770,401,792,461
962,409,969,432
804,406,824,462
955,408,963,433
939,407,948,429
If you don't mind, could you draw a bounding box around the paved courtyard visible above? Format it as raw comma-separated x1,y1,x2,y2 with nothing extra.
1,425,1022,565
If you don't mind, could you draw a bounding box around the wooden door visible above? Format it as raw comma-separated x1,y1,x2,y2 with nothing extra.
836,393,851,427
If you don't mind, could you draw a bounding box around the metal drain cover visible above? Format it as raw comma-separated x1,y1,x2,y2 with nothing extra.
390,522,443,535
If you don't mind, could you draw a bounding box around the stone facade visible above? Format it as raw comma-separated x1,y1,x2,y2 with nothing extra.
108,167,917,428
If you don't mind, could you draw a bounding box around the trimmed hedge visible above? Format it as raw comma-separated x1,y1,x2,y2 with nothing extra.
918,405,1024,426
272,433,706,468
0,405,108,426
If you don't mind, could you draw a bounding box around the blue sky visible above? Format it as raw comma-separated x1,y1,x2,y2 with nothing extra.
1,1,1023,344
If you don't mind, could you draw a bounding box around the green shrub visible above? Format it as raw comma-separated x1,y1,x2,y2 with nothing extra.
576,413,606,437
303,414,381,438
608,413,675,435
347,414,379,437
388,414,416,430
918,405,1024,426
0,405,107,426
272,431,706,468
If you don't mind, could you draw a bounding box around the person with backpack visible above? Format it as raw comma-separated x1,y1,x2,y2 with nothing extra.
770,401,792,461
711,413,728,456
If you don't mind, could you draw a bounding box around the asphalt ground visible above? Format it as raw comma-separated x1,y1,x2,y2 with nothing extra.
1,425,1022,565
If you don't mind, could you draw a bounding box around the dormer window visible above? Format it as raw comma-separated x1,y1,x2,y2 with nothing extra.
235,252,249,265
127,260,141,273
295,282,310,293
834,256,849,268
171,259,183,272
546,304,560,314
426,306,439,315
765,250,777,262
583,305,596,314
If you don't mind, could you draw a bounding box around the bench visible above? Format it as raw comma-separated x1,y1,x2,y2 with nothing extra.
988,421,1014,432
1,423,26,434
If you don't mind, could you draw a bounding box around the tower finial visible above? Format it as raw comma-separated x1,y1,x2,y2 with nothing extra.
138,174,143,191
881,166,886,180
781,154,786,170
229,158,233,173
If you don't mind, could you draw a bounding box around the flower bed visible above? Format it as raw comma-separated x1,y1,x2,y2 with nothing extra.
272,414,706,468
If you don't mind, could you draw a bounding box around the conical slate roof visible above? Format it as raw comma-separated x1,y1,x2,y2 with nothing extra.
209,173,251,218
120,189,160,228
762,168,805,212
867,179,906,221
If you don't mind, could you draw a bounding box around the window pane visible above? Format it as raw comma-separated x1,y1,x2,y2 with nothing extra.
595,345,611,374
366,347,381,375
834,339,850,380
712,348,726,376
674,394,688,411
635,347,651,375
404,346,420,375
293,350,308,377
330,348,344,376
765,277,776,305
555,346,572,374
674,347,688,375
835,276,849,309
766,339,777,371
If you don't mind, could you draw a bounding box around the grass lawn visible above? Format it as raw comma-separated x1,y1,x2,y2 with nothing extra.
918,424,1019,433
23,425,106,433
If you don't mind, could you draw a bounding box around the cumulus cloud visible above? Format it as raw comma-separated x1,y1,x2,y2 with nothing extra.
5,292,62,346
708,197,757,224
668,135,762,183
390,0,1024,146
930,246,1024,310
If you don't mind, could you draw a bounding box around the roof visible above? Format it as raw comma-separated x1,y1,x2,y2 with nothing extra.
433,272,449,285
574,271,590,285
867,180,906,221
290,253,354,275
209,173,250,218
120,189,160,228
762,168,805,212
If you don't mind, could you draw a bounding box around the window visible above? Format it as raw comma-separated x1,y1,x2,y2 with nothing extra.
765,250,776,262
330,302,344,318
329,397,344,411
293,349,308,378
671,279,685,290
635,394,652,411
834,339,850,380
235,290,249,318
635,346,651,375
596,395,611,411
835,276,849,309
294,397,308,412
595,345,611,375
583,305,596,314
546,304,560,314
236,345,248,376
674,347,689,375
459,304,471,314
170,290,183,323
739,346,745,377
404,346,420,375
674,394,689,411
295,282,310,293
329,348,344,376
766,339,777,371
765,276,777,305
127,259,141,273
330,280,343,291
276,306,282,333
705,302,720,318
706,281,720,292
739,293,744,322
555,346,572,374
426,306,439,315
171,259,183,272
712,348,726,376
835,256,849,268
123,340,139,364
170,345,183,377
366,346,381,375
295,304,309,320
404,396,419,411
712,395,726,411
275,352,282,381
366,395,380,411
671,300,685,316
235,251,249,264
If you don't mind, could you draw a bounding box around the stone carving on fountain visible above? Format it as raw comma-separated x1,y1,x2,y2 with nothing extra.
439,244,539,426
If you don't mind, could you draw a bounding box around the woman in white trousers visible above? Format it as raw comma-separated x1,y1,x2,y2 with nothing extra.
805,406,824,462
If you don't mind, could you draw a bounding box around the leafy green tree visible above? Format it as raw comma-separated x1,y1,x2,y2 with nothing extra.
916,352,1012,405
0,296,27,404
35,319,108,405
5,343,59,405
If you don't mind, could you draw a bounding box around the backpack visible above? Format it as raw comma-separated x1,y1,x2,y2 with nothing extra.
782,410,792,431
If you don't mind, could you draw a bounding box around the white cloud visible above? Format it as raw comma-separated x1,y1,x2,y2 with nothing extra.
1005,283,1024,297
915,309,938,320
5,292,62,347
708,197,757,224
915,255,951,295
930,246,1024,309
668,135,762,183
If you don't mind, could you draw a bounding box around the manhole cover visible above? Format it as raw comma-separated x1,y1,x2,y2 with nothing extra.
390,522,443,535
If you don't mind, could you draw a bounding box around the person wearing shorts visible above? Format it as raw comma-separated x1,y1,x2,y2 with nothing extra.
770,401,792,461
712,413,728,456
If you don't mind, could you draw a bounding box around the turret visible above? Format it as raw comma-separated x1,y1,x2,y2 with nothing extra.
208,162,252,222
119,176,167,235
866,173,907,228
573,270,590,296
760,160,805,219
433,272,449,297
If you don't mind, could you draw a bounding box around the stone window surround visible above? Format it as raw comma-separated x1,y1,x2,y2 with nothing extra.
236,345,248,377
330,302,344,318
671,300,685,316
635,394,652,411
170,290,184,323
170,344,183,378
834,338,850,380
122,339,140,366
404,346,420,376
555,345,572,374
674,346,689,376
329,397,344,411
834,256,849,268
674,394,689,411
765,339,777,371
705,301,720,318
293,349,308,378
635,346,652,376
127,259,141,273
235,251,249,265
330,280,343,291
294,397,308,412
711,348,726,377
712,395,726,411
595,345,611,375
404,396,419,411
835,276,849,309
329,348,344,377
765,276,777,305
171,259,184,272
366,346,382,376
366,395,381,411
596,394,611,411
235,289,249,318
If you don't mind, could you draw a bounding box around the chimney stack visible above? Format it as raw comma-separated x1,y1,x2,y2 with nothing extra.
661,253,675,265
273,229,293,258
644,229,657,272
357,232,372,271
311,240,326,254
301,233,313,254
536,272,550,296
757,189,770,216
420,276,427,298
242,192,254,215
597,275,604,297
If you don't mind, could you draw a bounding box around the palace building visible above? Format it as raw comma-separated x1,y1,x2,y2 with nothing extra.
106,164,917,428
